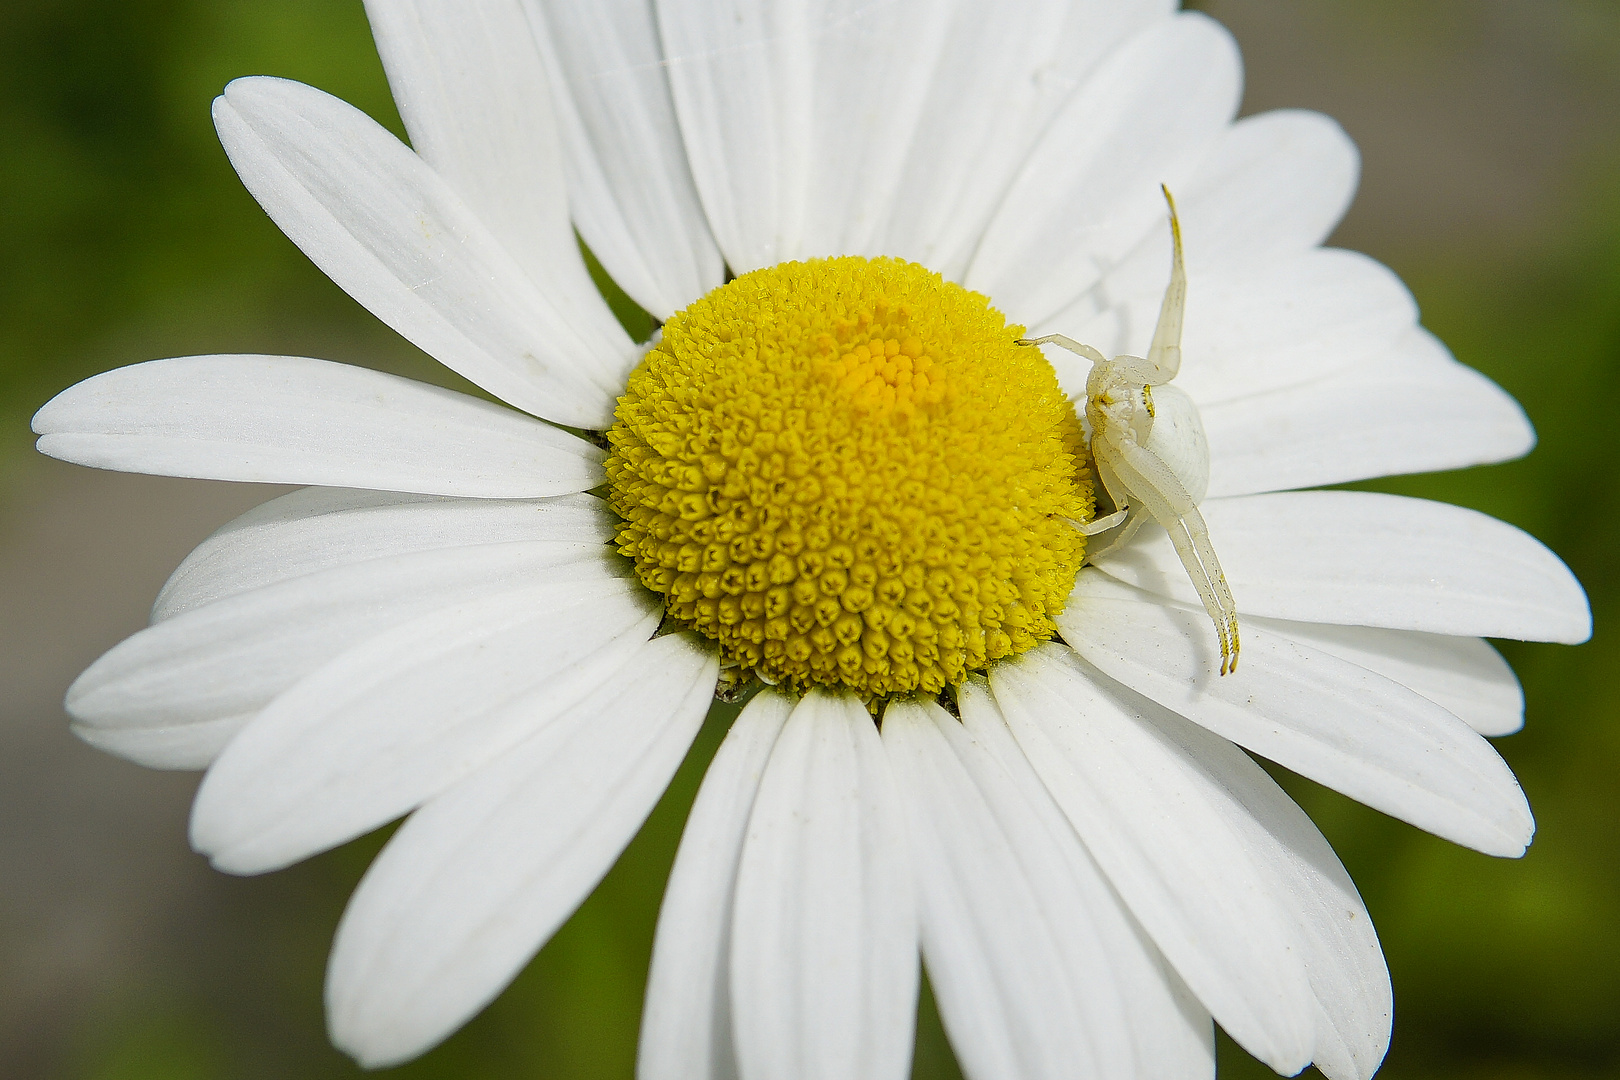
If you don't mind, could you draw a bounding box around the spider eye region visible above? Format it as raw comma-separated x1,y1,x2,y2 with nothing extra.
1086,365,1157,447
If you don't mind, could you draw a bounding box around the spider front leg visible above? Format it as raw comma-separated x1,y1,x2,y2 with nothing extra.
1020,186,1186,385
1081,454,1145,556
1015,333,1107,365
1097,433,1240,675
1143,184,1187,382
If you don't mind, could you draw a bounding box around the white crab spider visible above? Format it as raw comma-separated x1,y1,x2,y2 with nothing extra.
1020,187,1240,674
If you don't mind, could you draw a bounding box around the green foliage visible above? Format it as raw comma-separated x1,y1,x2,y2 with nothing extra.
0,0,449,469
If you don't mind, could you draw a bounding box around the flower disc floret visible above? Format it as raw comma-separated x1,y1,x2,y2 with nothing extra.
605,256,1093,699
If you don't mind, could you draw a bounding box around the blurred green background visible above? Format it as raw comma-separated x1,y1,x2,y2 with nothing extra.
0,0,1616,1077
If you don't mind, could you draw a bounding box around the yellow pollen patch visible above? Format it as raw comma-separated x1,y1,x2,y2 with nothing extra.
822,335,941,416
605,256,1093,700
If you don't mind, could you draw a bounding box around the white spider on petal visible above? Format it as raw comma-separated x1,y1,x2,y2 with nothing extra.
1024,187,1239,673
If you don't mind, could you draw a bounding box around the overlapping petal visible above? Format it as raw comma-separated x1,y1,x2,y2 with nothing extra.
987,644,1315,1075
1201,328,1536,496
190,576,659,874
69,540,619,770
969,13,1241,324
885,694,1213,1080
659,0,1179,277
952,681,1217,1079
1254,618,1524,737
152,488,616,620
526,0,725,316
74,714,255,772
214,76,634,428
1101,109,1359,293
656,0,814,272
656,0,951,270
1092,490,1590,642
1126,699,1393,1080
729,689,917,1080
879,0,1176,277
1060,572,1535,856
327,632,718,1068
884,699,1129,1079
361,0,628,349
639,692,792,1080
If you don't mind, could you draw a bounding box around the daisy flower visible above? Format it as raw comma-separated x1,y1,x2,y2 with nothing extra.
34,1,1589,1077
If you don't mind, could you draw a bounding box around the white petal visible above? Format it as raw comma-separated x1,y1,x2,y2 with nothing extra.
883,700,1120,1079
190,576,659,874
153,488,615,620
883,697,1206,1080
74,713,252,772
360,0,630,350
660,0,1174,275
1060,572,1535,857
1099,109,1359,298
730,688,917,1080
1201,327,1537,497
1254,620,1524,737
32,356,602,496
1126,699,1393,1080
987,643,1315,1075
327,632,718,1069
789,0,957,260
656,0,950,269
528,0,725,316
215,76,633,428
656,0,812,272
1092,489,1591,643
1176,252,1405,403
879,0,1176,278
638,691,793,1080
1034,112,1362,376
1047,249,1416,408
69,541,616,735
968,14,1241,324
954,681,1215,1080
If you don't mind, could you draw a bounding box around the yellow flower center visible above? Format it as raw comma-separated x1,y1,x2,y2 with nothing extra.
605,256,1093,701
